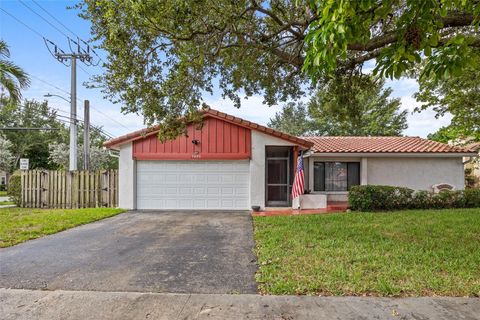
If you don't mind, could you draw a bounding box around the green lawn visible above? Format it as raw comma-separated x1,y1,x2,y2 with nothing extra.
0,191,7,196
0,207,125,247
254,208,480,297
0,201,14,205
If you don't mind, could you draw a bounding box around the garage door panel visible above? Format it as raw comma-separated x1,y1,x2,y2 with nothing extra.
136,160,250,210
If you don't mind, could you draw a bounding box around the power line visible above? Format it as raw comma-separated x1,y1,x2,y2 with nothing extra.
16,104,115,138
29,73,130,133
29,74,71,96
0,7,44,39
31,0,78,38
18,0,70,39
0,127,60,131
79,65,93,77
2,2,102,69
31,0,104,64
1,7,125,134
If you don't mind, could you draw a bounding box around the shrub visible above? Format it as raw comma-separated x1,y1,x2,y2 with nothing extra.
432,190,466,209
349,185,414,211
464,188,480,208
349,185,479,211
7,173,21,206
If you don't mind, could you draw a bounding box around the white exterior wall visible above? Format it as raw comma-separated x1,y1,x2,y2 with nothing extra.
119,142,135,209
136,160,250,210
367,157,465,190
250,131,296,209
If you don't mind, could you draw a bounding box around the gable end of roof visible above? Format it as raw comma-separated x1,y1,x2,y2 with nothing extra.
104,108,313,149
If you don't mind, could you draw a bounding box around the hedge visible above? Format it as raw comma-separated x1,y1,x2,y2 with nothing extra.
349,185,480,211
7,173,21,206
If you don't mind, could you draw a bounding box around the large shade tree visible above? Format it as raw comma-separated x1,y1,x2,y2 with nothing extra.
417,51,480,142
269,75,407,136
78,1,479,137
304,1,480,80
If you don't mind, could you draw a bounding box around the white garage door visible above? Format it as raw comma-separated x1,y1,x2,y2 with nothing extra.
136,160,250,210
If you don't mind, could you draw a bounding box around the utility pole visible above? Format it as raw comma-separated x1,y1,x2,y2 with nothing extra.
69,57,77,171
45,38,95,171
83,100,90,170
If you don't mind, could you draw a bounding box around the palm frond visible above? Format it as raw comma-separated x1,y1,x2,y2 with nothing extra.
0,39,30,103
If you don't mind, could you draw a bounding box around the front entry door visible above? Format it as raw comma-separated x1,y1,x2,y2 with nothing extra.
266,146,292,207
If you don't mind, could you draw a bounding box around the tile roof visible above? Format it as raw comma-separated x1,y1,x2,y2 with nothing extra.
303,136,474,154
104,107,313,149
465,141,480,152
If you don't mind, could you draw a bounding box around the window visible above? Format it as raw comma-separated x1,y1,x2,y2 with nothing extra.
313,161,360,191
0,176,5,185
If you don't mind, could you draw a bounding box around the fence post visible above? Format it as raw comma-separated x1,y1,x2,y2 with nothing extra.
95,171,100,208
41,171,48,208
21,171,25,208
27,171,32,208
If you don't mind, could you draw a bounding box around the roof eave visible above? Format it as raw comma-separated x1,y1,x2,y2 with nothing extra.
310,152,478,157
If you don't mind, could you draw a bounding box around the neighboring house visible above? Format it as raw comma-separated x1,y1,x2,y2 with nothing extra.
0,171,7,190
464,142,480,187
104,108,476,210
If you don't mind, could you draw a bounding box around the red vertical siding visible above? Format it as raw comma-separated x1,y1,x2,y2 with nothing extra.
133,117,251,160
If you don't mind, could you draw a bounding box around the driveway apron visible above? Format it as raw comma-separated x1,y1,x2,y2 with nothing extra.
0,211,257,294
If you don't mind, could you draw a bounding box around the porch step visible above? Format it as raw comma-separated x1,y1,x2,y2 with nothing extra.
327,201,349,211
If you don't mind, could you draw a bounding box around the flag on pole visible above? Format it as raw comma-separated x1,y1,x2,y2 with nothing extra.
292,152,305,199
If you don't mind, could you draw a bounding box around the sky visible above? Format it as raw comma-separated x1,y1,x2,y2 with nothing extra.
0,0,452,138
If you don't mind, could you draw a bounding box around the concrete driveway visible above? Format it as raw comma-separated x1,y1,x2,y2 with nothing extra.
0,211,257,294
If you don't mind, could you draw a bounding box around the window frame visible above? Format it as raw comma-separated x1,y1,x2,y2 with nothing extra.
312,160,361,192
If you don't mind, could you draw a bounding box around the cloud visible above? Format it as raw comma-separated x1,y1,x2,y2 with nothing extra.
400,96,451,137
204,95,288,126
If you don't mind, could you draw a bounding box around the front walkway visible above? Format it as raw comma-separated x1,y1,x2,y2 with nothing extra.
253,201,349,216
1,288,478,320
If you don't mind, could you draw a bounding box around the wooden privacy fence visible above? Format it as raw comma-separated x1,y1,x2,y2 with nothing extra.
21,170,118,209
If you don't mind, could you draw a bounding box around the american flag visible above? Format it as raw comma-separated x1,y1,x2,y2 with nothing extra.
292,152,305,199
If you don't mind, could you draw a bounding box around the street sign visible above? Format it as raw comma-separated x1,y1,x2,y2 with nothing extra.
20,158,29,170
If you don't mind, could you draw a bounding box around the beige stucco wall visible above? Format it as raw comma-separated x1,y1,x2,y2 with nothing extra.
250,130,296,209
367,157,465,190
306,155,465,201
119,142,135,209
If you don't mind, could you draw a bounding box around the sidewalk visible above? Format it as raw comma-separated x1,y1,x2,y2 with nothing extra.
1,288,478,320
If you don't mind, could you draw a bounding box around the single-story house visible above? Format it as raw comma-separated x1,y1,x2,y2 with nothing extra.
104,108,476,210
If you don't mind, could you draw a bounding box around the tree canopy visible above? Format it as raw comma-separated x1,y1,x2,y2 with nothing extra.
268,102,315,136
304,0,480,80
416,51,480,141
0,98,115,170
49,143,115,170
0,135,14,173
78,0,479,136
269,75,408,136
78,0,312,138
0,99,67,169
